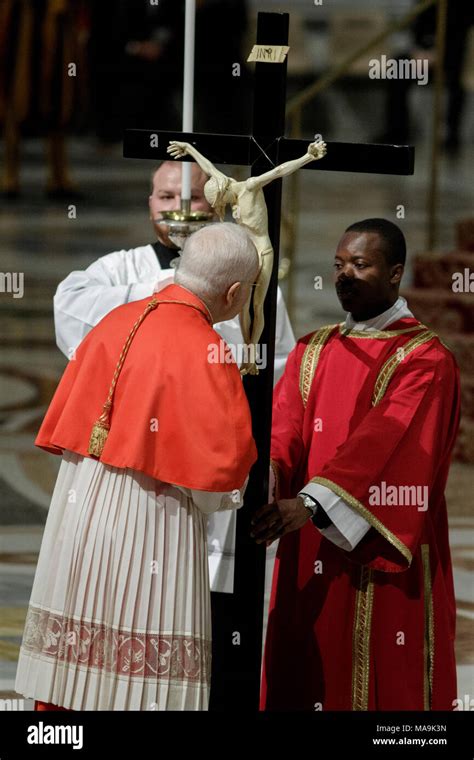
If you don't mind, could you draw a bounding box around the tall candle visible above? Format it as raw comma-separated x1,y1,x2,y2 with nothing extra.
182,0,196,202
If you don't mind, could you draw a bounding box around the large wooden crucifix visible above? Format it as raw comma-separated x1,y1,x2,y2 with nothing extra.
123,11,414,712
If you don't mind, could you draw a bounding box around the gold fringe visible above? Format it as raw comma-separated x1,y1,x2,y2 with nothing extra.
87,398,112,456
88,420,110,457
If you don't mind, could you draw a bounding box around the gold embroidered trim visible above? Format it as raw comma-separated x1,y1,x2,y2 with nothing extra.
421,544,434,710
352,566,374,711
21,604,211,683
339,322,428,339
372,330,436,406
310,476,412,567
269,458,281,502
299,325,336,407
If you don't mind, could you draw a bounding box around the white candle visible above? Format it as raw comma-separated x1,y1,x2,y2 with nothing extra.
182,0,196,202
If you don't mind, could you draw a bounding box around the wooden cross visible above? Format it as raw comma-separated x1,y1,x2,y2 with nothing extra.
123,11,414,711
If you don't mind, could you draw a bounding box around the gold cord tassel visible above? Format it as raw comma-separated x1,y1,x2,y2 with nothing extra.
86,296,210,458
87,298,159,458
88,401,112,457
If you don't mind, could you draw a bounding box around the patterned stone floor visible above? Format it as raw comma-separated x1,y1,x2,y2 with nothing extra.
0,131,472,709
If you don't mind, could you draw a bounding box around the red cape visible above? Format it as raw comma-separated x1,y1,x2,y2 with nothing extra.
36,284,257,491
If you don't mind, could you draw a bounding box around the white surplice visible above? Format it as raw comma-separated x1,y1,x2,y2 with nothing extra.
15,451,246,711
53,244,295,593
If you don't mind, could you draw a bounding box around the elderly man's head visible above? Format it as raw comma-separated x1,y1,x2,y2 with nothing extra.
149,161,212,246
175,223,259,323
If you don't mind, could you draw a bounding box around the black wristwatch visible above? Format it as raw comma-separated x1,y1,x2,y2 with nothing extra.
299,493,332,530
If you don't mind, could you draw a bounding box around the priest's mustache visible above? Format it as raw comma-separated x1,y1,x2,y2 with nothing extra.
336,278,358,292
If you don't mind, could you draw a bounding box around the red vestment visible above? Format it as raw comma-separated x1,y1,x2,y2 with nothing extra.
36,284,257,491
261,318,460,711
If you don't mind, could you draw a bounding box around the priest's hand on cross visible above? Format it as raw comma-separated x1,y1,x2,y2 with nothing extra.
250,497,310,546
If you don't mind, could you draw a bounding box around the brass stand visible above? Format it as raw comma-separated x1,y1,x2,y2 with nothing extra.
159,204,213,250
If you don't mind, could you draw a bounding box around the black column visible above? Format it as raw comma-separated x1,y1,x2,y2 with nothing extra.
209,11,288,712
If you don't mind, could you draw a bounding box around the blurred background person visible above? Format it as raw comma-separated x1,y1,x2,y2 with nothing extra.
375,0,474,150
0,0,89,198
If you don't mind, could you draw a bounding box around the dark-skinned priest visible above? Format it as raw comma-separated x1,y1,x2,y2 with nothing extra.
253,218,460,711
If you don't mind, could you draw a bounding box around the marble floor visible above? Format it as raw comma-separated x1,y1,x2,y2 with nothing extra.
0,130,472,709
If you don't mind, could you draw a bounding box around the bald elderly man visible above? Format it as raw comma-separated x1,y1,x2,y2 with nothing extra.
53,160,295,595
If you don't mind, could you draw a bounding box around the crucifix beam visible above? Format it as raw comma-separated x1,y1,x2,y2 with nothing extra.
124,130,415,176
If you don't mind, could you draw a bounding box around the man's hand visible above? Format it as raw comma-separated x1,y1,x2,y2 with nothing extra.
167,141,190,159
250,497,310,545
307,140,327,161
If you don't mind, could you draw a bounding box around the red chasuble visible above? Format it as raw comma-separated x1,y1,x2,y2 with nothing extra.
261,318,460,711
36,284,257,491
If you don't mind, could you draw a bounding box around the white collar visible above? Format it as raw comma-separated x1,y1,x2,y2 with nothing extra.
344,296,414,332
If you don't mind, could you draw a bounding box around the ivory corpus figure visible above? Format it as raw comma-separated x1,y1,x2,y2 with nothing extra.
167,139,327,375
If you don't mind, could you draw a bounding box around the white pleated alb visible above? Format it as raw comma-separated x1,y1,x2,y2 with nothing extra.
15,450,221,710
